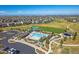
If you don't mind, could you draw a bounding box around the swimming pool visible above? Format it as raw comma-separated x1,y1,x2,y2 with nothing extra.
30,32,48,40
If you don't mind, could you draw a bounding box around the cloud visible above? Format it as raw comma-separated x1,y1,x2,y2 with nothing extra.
0,9,79,15
0,11,7,15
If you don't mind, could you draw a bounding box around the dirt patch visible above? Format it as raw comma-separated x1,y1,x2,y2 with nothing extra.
36,24,49,27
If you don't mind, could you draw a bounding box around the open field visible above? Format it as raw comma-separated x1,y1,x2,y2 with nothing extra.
0,24,32,31
55,35,79,44
62,46,79,54
63,36,79,44
51,42,79,54
35,20,72,28
70,23,79,33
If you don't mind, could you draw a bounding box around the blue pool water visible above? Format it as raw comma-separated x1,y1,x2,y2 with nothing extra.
31,32,48,40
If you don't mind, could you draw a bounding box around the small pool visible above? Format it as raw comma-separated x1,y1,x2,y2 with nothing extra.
30,32,48,40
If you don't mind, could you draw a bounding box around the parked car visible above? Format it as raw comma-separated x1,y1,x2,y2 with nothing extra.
8,48,20,54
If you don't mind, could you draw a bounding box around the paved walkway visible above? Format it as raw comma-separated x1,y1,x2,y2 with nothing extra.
46,34,63,54
63,44,79,46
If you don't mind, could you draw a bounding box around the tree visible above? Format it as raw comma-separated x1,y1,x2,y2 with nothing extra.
63,36,67,41
39,38,45,43
46,38,49,44
64,29,67,32
72,32,77,40
52,32,55,36
0,36,3,44
60,40,63,48
0,29,3,32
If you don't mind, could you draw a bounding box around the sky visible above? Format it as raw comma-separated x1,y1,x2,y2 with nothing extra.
0,5,79,15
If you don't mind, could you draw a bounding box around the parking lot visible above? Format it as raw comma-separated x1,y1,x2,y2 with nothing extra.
0,30,36,54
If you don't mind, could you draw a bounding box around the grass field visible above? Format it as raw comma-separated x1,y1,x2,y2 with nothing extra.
33,26,65,33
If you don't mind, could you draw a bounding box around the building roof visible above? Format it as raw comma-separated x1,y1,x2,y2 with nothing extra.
64,32,72,36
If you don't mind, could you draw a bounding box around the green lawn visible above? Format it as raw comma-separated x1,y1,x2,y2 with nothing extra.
33,26,65,33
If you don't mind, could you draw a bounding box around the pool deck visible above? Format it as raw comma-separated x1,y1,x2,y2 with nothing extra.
26,31,49,40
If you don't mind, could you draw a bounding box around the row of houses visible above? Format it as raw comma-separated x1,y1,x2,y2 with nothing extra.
0,16,54,27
